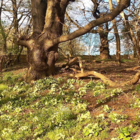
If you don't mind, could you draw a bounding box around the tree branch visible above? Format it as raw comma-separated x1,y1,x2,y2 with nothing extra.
50,0,130,46
66,12,98,34
108,36,114,42
65,12,81,28
17,38,30,48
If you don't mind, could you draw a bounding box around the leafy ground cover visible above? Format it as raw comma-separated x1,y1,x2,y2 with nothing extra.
1,58,140,140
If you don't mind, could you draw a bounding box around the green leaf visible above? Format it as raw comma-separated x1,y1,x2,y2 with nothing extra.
85,130,90,136
119,133,125,139
123,137,132,140
94,131,98,136
124,131,130,136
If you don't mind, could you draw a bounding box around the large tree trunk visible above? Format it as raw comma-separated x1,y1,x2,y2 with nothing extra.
23,0,67,82
92,3,111,60
0,0,7,53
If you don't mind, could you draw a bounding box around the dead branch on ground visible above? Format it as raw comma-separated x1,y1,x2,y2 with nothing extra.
66,57,140,87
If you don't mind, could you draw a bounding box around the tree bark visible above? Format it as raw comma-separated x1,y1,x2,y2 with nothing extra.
99,23,111,59
91,2,111,60
12,0,19,53
73,70,140,87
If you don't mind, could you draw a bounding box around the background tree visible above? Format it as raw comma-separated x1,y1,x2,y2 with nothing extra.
92,0,112,59
109,0,121,63
59,18,85,58
0,0,31,66
0,0,11,53
118,0,140,62
66,0,113,60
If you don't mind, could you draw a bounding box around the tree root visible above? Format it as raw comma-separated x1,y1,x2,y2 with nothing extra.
66,56,140,87
71,70,140,87
125,66,140,71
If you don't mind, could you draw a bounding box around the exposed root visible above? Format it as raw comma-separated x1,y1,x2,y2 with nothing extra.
73,70,140,87
67,56,140,87
125,66,140,71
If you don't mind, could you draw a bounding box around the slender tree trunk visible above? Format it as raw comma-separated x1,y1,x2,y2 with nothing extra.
116,0,139,59
109,0,121,62
0,0,7,53
14,46,23,64
115,34,121,61
12,0,20,61
3,39,7,53
119,10,139,60
134,46,137,58
0,26,7,53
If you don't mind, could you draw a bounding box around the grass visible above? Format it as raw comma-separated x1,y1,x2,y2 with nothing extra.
121,59,134,63
0,65,140,140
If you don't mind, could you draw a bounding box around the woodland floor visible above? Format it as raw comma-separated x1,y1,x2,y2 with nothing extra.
1,56,140,139
57,57,140,139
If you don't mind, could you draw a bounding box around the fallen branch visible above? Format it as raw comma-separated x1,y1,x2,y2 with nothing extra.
62,56,83,70
125,66,140,71
67,57,140,87
72,70,140,87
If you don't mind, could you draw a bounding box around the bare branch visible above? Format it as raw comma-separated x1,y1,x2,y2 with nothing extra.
51,0,130,46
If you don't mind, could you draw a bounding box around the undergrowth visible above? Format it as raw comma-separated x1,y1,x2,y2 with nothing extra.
0,72,140,140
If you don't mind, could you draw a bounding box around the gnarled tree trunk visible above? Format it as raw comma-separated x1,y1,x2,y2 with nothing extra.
23,0,66,82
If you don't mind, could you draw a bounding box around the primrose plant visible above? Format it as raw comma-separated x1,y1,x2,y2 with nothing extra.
117,127,134,140
109,113,128,123
77,111,91,122
83,123,102,137
85,80,96,89
72,102,88,114
49,83,58,94
130,98,140,108
110,88,123,97
103,105,111,113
